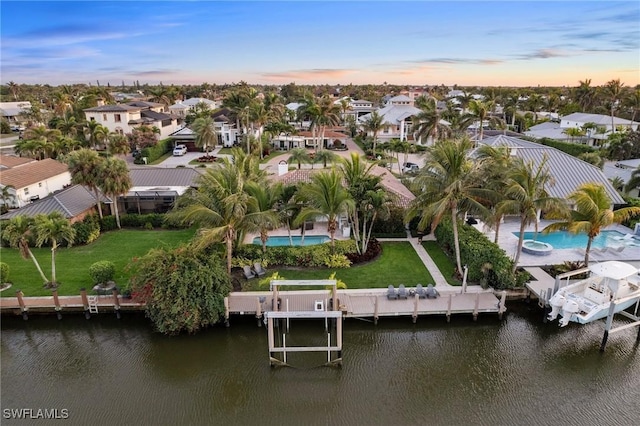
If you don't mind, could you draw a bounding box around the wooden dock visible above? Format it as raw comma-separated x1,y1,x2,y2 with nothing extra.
226,288,506,323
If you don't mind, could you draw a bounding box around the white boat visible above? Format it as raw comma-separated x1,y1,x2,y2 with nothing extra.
547,261,640,327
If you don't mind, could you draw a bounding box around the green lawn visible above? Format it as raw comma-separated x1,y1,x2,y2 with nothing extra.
422,241,461,286
256,242,434,290
1,228,197,297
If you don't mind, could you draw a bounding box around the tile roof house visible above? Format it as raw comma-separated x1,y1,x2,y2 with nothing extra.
0,101,31,123
0,157,71,208
0,184,110,223
476,135,625,206
525,112,638,145
168,98,218,118
84,101,179,138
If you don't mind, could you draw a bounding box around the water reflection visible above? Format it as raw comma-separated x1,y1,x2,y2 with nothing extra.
1,305,640,426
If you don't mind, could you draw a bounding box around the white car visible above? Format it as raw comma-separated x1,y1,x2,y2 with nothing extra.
173,145,187,156
402,162,419,174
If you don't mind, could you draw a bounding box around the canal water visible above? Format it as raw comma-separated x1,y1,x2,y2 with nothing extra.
2,303,639,426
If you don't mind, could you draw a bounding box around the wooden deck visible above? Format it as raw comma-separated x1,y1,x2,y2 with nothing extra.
226,288,506,322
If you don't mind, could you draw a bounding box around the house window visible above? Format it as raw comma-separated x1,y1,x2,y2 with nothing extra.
38,183,42,187
103,114,108,121
114,114,122,123
24,188,29,195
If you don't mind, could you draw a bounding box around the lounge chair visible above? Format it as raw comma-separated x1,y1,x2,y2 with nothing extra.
415,284,427,299
243,265,256,279
425,284,439,299
386,285,398,300
253,262,267,277
398,284,408,299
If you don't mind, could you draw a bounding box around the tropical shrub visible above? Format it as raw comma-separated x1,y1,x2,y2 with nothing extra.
72,215,101,245
138,138,172,164
528,137,595,158
99,215,118,231
324,254,351,268
0,262,9,283
89,260,116,285
371,206,407,236
128,244,232,335
235,239,358,268
434,218,526,289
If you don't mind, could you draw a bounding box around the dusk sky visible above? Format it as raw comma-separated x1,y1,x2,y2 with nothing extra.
1,1,639,87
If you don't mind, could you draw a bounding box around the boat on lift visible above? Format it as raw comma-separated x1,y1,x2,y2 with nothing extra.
547,261,640,327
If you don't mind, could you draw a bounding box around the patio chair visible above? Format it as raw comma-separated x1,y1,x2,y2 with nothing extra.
253,262,267,277
398,284,408,299
386,285,398,300
243,265,256,280
425,284,439,299
415,284,427,299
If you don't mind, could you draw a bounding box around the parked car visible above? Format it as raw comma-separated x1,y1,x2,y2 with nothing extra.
402,162,419,173
10,124,25,132
173,144,188,156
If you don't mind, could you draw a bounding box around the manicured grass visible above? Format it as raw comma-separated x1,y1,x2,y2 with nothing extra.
1,228,197,297
422,240,461,286
260,242,434,290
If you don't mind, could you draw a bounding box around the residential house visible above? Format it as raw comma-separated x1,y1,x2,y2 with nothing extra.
169,109,240,150
0,157,71,208
603,158,640,197
168,98,218,118
476,135,625,208
0,101,31,124
525,112,638,145
358,95,423,143
120,167,204,214
0,184,109,223
84,100,180,138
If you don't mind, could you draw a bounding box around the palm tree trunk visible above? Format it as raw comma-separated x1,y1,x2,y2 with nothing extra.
51,242,57,284
512,219,527,274
584,236,593,265
94,187,103,219
28,248,49,283
113,197,121,229
451,207,463,275
493,215,502,244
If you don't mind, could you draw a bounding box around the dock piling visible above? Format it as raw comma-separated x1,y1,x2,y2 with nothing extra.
52,289,62,320
473,293,480,321
373,297,379,325
80,288,90,319
16,290,28,320
446,294,452,323
112,289,121,319
224,297,230,327
412,294,418,323
256,298,262,327
498,291,507,320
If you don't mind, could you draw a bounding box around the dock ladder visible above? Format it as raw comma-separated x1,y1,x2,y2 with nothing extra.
88,295,99,314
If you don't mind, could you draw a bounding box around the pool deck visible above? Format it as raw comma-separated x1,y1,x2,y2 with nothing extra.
474,218,640,267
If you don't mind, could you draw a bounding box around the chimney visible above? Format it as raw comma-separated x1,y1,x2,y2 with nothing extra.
96,98,105,107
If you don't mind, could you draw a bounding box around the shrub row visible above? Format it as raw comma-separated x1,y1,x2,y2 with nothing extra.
235,239,358,268
138,138,173,164
99,213,186,231
534,137,595,157
434,218,527,289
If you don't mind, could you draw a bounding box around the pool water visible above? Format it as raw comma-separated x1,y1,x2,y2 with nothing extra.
514,230,635,249
253,235,331,246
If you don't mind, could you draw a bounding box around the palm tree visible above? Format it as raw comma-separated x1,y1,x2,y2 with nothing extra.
99,157,132,229
314,149,338,168
288,147,310,170
543,183,640,264
2,216,49,283
624,166,640,194
192,116,218,157
406,138,492,275
67,149,106,218
56,113,79,138
295,170,355,249
574,79,596,112
107,133,130,156
363,111,385,155
605,79,624,134
33,212,76,287
244,181,283,253
624,88,640,124
461,99,505,143
1,185,16,210
413,98,451,145
85,120,109,149
169,163,257,274
563,127,586,143
499,157,567,273
314,96,341,151
7,81,19,100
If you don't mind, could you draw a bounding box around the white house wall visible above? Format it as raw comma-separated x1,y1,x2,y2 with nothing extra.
15,172,71,208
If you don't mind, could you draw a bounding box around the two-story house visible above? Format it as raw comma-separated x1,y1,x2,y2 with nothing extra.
84,101,180,138
525,112,638,145
168,98,218,118
358,95,422,143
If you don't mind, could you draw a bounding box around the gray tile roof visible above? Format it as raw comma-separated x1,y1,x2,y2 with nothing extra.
478,135,625,204
84,104,140,112
0,185,109,220
128,167,205,187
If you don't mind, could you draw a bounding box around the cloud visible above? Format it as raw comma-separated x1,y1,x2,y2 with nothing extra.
408,58,503,65
515,48,571,60
130,70,180,77
261,69,353,80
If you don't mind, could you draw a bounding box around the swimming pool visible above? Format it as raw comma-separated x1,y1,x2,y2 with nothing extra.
252,235,331,247
513,230,637,249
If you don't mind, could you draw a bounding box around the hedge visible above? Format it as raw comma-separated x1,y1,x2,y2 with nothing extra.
138,138,173,164
235,239,358,268
526,137,595,158
434,218,527,289
99,213,187,231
